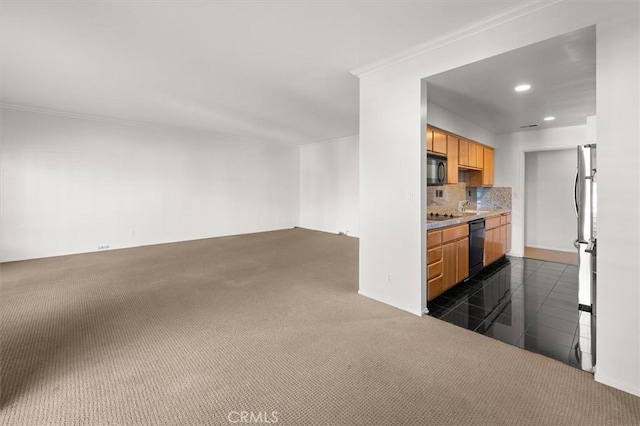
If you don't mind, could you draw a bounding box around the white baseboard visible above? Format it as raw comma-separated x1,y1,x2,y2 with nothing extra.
595,373,640,397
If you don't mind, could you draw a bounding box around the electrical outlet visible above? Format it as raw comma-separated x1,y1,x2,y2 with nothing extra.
97,245,109,250
386,274,392,284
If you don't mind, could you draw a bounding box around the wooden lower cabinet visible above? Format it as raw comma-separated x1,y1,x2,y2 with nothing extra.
427,224,469,301
427,275,443,299
457,237,469,282
428,213,511,302
441,241,457,291
485,226,503,265
484,213,511,266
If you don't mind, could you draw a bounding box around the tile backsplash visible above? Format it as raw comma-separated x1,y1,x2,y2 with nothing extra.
427,183,468,213
477,187,512,210
427,183,511,214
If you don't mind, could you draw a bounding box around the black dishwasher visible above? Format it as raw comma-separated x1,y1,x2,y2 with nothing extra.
469,219,485,277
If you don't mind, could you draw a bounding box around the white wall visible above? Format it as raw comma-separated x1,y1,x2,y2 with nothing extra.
356,1,639,395
524,149,576,252
495,125,586,257
427,102,496,147
299,136,359,237
0,107,300,262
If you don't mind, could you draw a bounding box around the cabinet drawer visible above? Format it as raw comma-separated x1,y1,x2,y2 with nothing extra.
500,214,509,225
486,216,501,230
427,275,444,301
427,230,442,248
428,246,442,264
428,260,443,280
442,224,469,243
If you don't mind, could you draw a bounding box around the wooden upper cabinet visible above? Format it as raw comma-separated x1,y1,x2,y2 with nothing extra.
446,135,459,184
459,139,469,166
482,147,494,187
432,130,447,155
426,126,494,185
458,140,484,170
476,144,484,168
468,142,477,168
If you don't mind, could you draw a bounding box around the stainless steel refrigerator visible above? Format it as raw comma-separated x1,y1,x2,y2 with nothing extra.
574,143,597,371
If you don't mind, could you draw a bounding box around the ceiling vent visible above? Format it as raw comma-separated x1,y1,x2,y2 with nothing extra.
519,124,539,129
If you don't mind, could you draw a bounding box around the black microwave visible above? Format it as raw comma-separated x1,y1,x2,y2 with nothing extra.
427,154,447,186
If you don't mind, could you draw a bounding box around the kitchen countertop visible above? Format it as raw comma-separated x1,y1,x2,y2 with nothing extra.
426,209,511,230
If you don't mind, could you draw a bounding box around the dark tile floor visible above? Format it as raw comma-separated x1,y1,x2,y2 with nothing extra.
428,256,593,370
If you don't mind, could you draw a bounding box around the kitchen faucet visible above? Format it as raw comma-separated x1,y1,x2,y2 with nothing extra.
458,200,470,211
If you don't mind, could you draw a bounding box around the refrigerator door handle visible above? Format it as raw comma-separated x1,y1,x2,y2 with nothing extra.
573,169,579,218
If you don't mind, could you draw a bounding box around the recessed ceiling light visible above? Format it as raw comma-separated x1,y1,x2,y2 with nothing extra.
543,116,556,121
514,84,531,92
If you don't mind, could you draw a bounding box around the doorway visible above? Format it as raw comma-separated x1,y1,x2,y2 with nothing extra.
524,149,578,265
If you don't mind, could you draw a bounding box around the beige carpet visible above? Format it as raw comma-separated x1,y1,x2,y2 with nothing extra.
1,228,639,425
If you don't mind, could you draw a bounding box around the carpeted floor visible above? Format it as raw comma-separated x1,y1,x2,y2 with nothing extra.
1,228,639,425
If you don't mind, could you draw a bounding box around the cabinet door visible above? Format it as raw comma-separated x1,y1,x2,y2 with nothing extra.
476,145,484,169
446,135,459,184
456,237,469,282
482,147,494,186
459,139,469,166
496,225,505,258
468,142,477,168
441,241,457,291
426,128,434,152
506,223,512,254
484,228,494,265
433,130,447,155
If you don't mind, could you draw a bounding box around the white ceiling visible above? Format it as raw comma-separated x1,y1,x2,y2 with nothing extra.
426,25,596,135
1,1,528,145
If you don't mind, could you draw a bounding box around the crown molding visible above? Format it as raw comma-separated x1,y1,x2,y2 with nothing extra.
351,0,562,78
